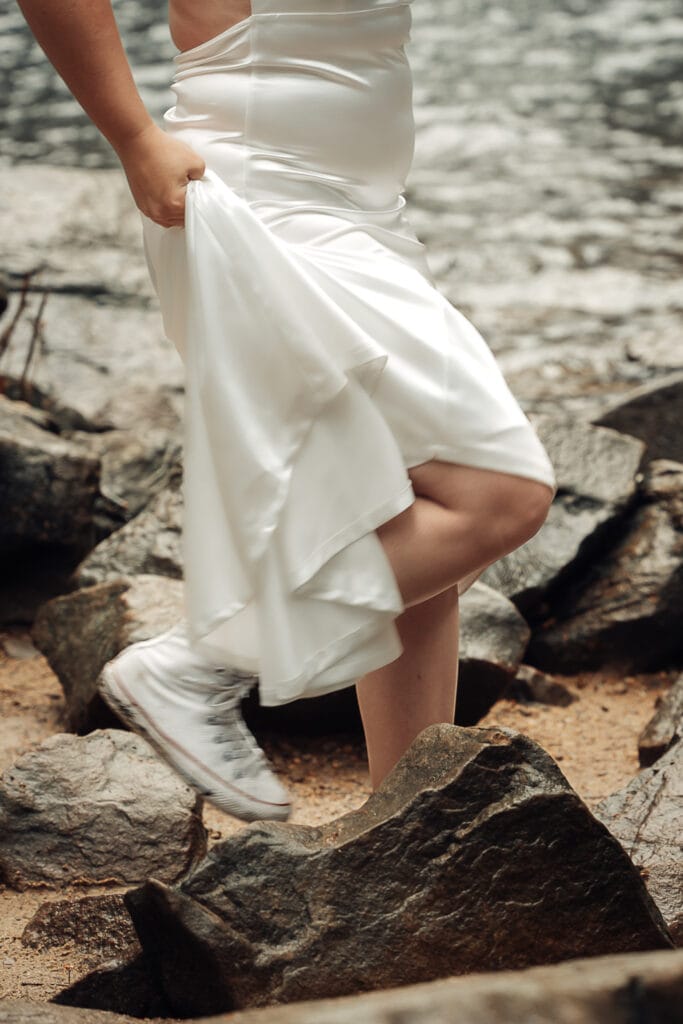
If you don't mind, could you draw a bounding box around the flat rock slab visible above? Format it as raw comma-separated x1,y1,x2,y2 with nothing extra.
595,739,683,947
0,293,183,435
0,729,206,890
32,574,185,732
2,164,153,299
480,414,645,617
638,672,683,767
124,723,673,1016
527,459,683,672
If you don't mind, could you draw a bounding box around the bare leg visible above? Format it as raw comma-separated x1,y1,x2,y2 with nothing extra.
376,462,554,609
356,459,554,788
356,584,460,790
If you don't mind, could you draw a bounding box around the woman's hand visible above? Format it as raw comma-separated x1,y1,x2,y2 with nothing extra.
115,122,206,228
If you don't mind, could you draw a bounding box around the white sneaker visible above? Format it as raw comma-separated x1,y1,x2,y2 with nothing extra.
97,622,292,822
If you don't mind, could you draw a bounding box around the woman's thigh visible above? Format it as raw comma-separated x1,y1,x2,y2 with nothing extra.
407,458,554,527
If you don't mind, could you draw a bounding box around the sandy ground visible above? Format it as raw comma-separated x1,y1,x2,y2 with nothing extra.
0,625,675,1005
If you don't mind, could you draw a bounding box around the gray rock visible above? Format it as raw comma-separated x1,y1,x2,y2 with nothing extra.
527,460,683,672
638,673,683,767
0,729,206,891
74,486,183,588
2,164,154,300
480,415,645,617
21,894,139,962
595,740,683,947
70,426,182,532
0,395,99,556
124,723,673,1015
0,291,183,433
455,581,531,724
31,575,185,732
594,371,683,466
506,664,579,707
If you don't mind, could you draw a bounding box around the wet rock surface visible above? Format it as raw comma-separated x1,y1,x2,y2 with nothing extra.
0,729,207,890
31,575,184,732
595,740,683,947
122,724,672,1015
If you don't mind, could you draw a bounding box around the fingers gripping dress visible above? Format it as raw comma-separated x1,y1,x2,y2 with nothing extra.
141,0,558,707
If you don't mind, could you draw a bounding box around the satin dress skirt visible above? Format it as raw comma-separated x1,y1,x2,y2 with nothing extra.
140,0,558,707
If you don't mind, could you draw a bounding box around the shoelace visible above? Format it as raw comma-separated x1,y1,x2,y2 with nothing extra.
204,676,271,779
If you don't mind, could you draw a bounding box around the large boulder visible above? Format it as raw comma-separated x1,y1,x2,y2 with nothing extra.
527,459,683,672
593,371,683,466
74,486,183,588
0,729,206,890
595,739,683,947
32,575,185,732
123,723,673,1015
480,414,645,618
0,395,99,556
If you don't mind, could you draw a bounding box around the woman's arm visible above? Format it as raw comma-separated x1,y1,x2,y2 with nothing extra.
16,0,205,226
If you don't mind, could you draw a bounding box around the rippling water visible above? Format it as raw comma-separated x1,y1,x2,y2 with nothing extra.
3,0,683,169
2,0,177,166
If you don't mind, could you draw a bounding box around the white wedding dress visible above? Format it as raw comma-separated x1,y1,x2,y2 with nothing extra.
140,0,558,707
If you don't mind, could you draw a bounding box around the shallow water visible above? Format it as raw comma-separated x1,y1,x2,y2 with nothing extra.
3,0,682,168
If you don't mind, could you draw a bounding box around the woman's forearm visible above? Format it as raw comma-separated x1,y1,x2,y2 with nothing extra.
15,0,154,154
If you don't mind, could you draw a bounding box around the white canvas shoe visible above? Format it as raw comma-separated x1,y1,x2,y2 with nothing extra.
97,622,292,822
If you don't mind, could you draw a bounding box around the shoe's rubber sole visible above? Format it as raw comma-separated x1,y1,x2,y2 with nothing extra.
98,658,292,824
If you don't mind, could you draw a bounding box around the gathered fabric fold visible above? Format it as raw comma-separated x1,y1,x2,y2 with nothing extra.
143,169,421,705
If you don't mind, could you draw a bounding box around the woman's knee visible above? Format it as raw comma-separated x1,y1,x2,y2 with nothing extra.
409,459,554,553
